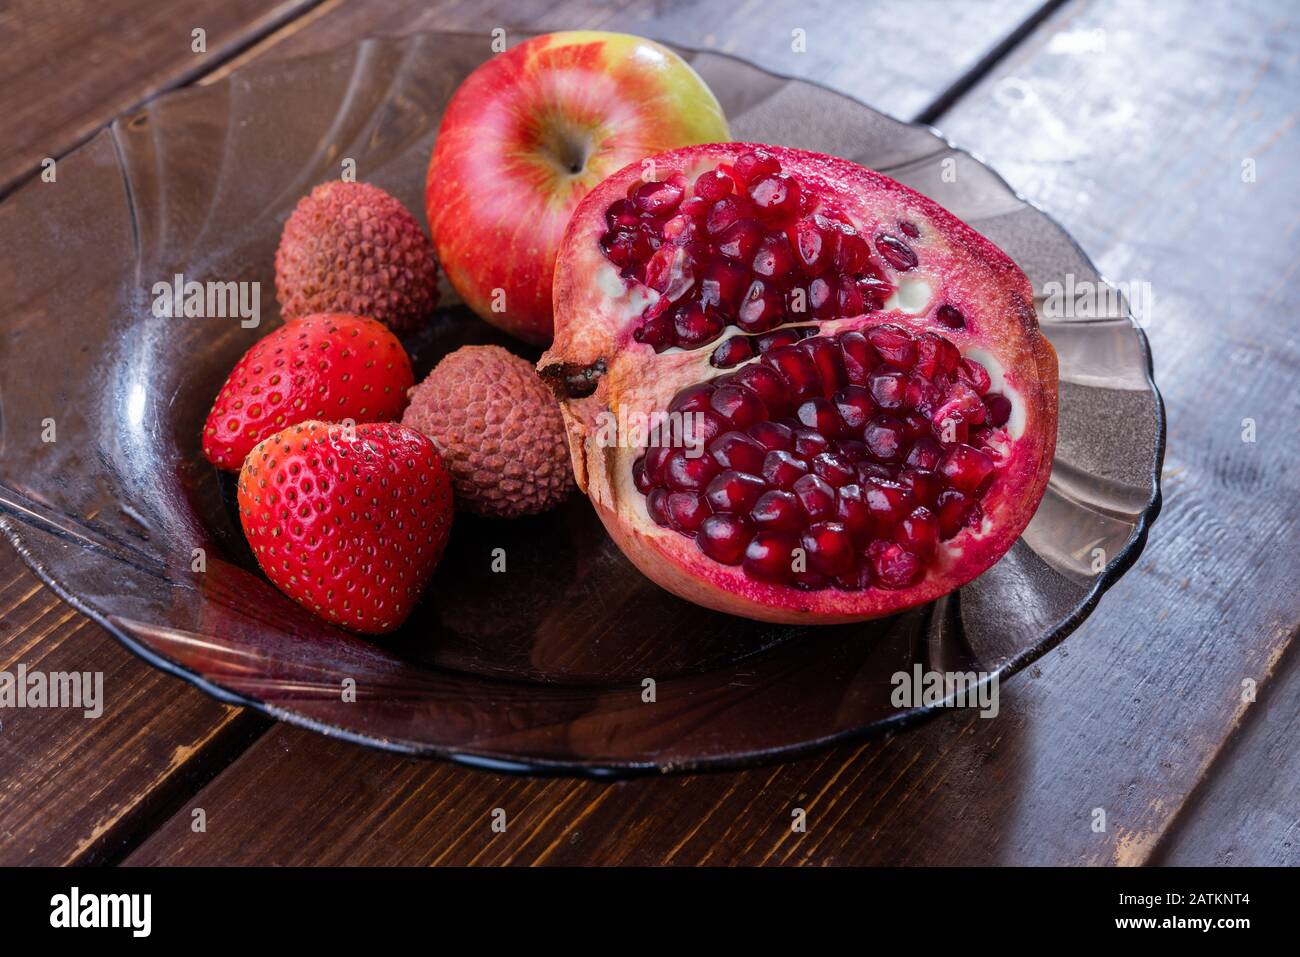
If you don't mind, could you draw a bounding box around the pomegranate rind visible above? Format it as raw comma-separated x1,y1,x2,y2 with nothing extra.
543,144,1058,624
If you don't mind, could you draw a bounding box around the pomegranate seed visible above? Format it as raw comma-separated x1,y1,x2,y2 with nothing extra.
802,521,855,576
748,172,802,220
633,311,673,352
875,234,918,271
694,169,733,201
681,409,726,449
633,180,684,216
673,302,723,348
661,214,698,244
936,304,965,328
796,397,845,438
936,488,982,539
698,258,748,311
904,375,942,416
709,431,767,474
752,233,794,279
669,382,714,414
958,357,992,394
737,280,784,332
731,363,790,415
856,461,898,485
717,219,763,261
808,276,837,318
837,439,869,463
749,420,794,452
938,443,994,492
710,383,766,429
792,217,829,274
710,334,754,368
644,244,694,302
666,491,710,533
793,473,836,522
867,540,921,588
644,446,673,482
762,449,808,490
867,324,916,368
632,456,653,493
763,344,820,399
905,436,944,470
900,411,931,439
839,331,878,384
757,327,807,353
696,513,752,565
679,196,710,219
833,385,874,431
932,380,987,429
606,199,639,229
705,197,745,236
706,470,766,513
902,467,941,506
665,448,720,491
802,337,846,395
894,506,938,555
750,490,804,532
984,393,1012,427
830,228,870,273
837,276,865,315
733,149,781,184
793,427,830,459
646,488,670,526
743,531,798,583
865,479,913,534
868,368,908,410
600,229,636,267
863,415,906,462
812,452,855,487
834,484,873,542
913,333,943,377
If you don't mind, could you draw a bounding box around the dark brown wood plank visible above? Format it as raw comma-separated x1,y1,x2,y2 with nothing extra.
0,0,321,196
0,547,266,865
200,0,1049,122
1151,638,1300,866
126,0,1300,866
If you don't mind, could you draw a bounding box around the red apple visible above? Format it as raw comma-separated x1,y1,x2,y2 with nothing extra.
425,30,729,345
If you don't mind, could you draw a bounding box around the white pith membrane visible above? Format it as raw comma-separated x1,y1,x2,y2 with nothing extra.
545,144,1055,621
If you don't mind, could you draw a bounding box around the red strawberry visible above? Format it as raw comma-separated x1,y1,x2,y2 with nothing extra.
237,420,453,634
202,312,414,471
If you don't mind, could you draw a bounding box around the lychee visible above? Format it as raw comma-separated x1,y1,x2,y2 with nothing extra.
275,181,440,332
402,346,574,518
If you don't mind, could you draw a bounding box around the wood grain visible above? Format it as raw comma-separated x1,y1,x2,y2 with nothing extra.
1152,636,1299,866
124,0,1300,866
0,548,267,865
199,0,1050,121
0,0,321,197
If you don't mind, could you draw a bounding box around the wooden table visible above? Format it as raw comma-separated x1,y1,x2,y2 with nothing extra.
1,0,1296,867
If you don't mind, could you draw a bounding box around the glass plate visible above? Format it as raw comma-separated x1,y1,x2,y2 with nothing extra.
0,32,1164,776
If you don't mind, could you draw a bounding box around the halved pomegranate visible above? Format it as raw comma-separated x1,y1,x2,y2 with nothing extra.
541,144,1057,624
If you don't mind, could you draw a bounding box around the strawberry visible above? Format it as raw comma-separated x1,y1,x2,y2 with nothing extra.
202,312,414,471
237,420,453,634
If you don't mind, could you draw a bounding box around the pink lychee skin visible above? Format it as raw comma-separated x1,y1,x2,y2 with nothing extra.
402,346,575,519
275,181,440,332
542,144,1059,624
